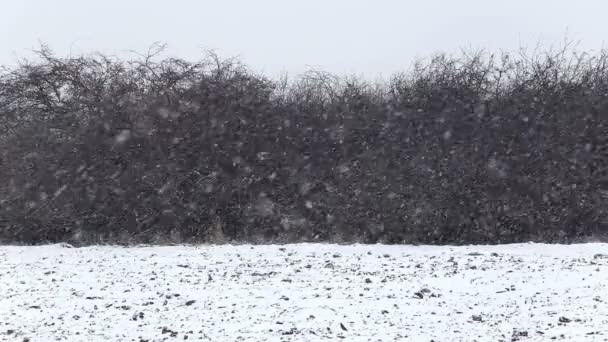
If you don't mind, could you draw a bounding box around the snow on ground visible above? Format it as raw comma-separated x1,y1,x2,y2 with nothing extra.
1,243,607,342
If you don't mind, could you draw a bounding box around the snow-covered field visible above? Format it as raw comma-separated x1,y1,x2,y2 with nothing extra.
1,243,607,342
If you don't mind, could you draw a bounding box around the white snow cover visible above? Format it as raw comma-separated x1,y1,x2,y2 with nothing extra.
1,243,607,341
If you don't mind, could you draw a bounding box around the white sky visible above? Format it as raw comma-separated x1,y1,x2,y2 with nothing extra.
1,0,607,78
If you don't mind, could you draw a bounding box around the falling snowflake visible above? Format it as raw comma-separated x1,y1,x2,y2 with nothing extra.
115,130,132,144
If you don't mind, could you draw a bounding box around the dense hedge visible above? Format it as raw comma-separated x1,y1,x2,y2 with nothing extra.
0,45,606,245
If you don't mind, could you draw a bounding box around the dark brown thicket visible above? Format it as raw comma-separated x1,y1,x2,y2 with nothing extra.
1,45,606,245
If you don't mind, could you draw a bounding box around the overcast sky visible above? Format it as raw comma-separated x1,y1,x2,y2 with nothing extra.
1,0,607,78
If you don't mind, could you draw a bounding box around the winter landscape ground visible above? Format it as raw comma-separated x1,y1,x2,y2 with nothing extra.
1,243,607,342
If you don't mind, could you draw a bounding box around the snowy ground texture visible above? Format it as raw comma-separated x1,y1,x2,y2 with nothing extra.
1,243,608,342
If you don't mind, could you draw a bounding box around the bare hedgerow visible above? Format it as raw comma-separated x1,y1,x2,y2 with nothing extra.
0,43,606,245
